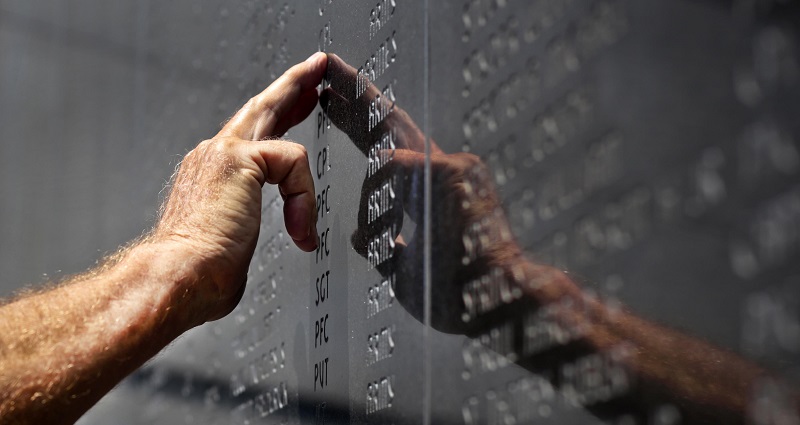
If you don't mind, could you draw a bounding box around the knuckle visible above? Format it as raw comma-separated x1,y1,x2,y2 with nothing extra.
448,152,493,189
450,152,486,173
295,143,309,158
194,137,241,172
241,94,275,123
214,136,239,151
455,152,483,167
243,95,260,111
286,142,309,161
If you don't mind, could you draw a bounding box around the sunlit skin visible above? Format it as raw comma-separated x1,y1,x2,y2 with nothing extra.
0,52,326,425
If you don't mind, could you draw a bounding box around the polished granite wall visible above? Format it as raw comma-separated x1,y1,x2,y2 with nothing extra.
1,1,799,424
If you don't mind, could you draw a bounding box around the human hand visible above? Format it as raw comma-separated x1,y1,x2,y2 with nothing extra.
152,52,326,323
322,55,523,334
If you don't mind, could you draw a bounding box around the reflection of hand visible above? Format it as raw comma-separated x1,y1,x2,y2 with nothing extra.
153,53,326,323
320,55,794,425
322,54,524,334
386,150,526,335
320,54,432,154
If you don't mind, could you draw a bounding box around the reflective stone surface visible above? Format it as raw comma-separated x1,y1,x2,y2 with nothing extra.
1,1,800,424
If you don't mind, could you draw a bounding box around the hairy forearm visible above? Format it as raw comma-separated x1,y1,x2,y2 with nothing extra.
0,54,324,425
514,261,771,423
0,241,203,424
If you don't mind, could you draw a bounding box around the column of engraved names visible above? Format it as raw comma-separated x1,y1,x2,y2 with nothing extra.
227,194,290,423
457,1,635,424
311,7,335,421
360,0,398,421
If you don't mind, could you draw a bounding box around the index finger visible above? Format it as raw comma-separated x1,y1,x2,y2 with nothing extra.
323,53,445,155
220,52,328,140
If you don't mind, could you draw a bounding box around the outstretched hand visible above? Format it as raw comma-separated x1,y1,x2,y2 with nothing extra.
154,52,326,322
0,55,330,425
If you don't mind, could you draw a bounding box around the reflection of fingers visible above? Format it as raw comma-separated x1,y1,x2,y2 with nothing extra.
326,53,442,155
320,87,373,152
327,54,379,100
320,87,350,124
391,149,426,212
349,226,408,278
245,139,318,252
220,52,328,140
325,54,415,151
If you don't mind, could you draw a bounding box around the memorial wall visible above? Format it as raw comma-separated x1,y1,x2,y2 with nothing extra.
1,0,800,424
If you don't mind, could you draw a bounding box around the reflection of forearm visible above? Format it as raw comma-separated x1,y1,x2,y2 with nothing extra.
516,261,766,423
0,242,198,424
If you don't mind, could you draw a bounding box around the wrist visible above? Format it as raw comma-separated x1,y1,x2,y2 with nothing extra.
120,240,213,331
